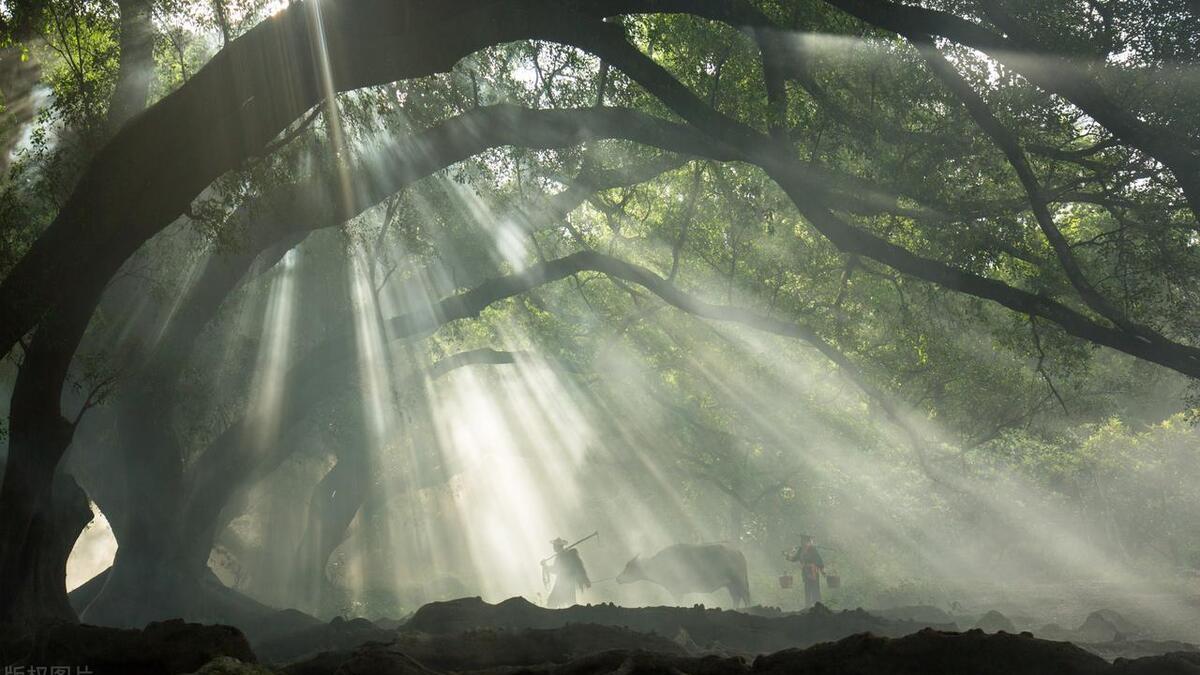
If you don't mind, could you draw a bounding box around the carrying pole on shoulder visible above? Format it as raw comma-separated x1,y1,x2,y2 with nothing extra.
540,530,599,565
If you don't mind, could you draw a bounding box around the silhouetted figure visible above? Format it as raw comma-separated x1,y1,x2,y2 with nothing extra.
543,537,590,608
785,534,824,607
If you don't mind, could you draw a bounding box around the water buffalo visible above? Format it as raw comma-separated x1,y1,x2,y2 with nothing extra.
616,543,750,607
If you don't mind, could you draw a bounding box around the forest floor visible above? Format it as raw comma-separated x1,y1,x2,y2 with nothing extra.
3,596,1200,674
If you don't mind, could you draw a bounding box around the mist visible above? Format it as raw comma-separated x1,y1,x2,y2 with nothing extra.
3,1,1200,673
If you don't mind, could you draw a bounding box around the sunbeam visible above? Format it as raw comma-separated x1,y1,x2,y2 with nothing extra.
7,3,1200,671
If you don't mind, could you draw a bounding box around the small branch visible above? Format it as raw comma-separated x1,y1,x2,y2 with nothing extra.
72,372,121,427
257,103,323,158
668,163,704,282
594,59,609,107
1029,316,1069,415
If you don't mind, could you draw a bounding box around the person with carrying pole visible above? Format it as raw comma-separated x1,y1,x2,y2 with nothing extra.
784,533,829,608
541,531,598,608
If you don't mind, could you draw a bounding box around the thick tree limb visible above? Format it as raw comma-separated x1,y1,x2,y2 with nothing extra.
4,0,1197,378
535,14,1200,379
0,0,710,358
0,0,949,360
107,0,155,131
916,44,1160,341
429,348,531,380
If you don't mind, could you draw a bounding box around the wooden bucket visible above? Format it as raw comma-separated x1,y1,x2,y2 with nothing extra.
825,573,841,589
778,574,794,589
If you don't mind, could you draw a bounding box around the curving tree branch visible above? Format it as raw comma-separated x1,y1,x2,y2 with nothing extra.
529,12,1200,379
0,0,717,357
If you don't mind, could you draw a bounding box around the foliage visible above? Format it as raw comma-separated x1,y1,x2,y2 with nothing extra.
1,0,1199,616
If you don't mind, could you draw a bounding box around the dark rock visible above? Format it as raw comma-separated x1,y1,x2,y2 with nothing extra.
255,615,396,664
872,605,956,627
183,657,275,674
1082,639,1200,662
0,619,255,675
8,606,1194,675
314,642,437,675
272,628,1200,675
538,650,747,675
281,623,685,672
737,605,789,618
752,629,1110,674
404,596,951,653
1110,651,1200,674
239,608,325,647
372,617,408,631
505,630,1117,675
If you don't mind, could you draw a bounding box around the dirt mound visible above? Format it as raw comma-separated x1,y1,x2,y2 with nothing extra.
11,615,1194,675
1081,639,1200,662
282,642,439,675
275,628,1160,675
753,630,1109,675
405,597,951,653
520,650,748,675
239,608,326,646
282,623,685,673
254,615,397,664
872,605,956,626
1110,651,1200,674
736,605,792,618
183,657,275,674
539,630,1118,674
0,619,255,675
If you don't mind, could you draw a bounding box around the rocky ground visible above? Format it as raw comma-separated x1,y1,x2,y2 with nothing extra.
3,598,1199,674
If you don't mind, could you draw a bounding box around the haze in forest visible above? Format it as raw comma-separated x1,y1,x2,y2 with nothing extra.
0,0,1198,658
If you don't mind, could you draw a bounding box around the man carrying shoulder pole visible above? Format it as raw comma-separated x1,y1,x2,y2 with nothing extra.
542,531,597,608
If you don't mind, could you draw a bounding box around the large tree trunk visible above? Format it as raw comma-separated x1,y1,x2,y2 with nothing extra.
292,451,369,615
79,394,210,628
80,409,269,628
81,550,273,628
0,468,92,627
107,0,154,131
82,239,344,624
73,222,314,624
0,286,99,625
0,0,157,627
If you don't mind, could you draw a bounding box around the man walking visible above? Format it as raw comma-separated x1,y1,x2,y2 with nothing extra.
543,537,591,608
